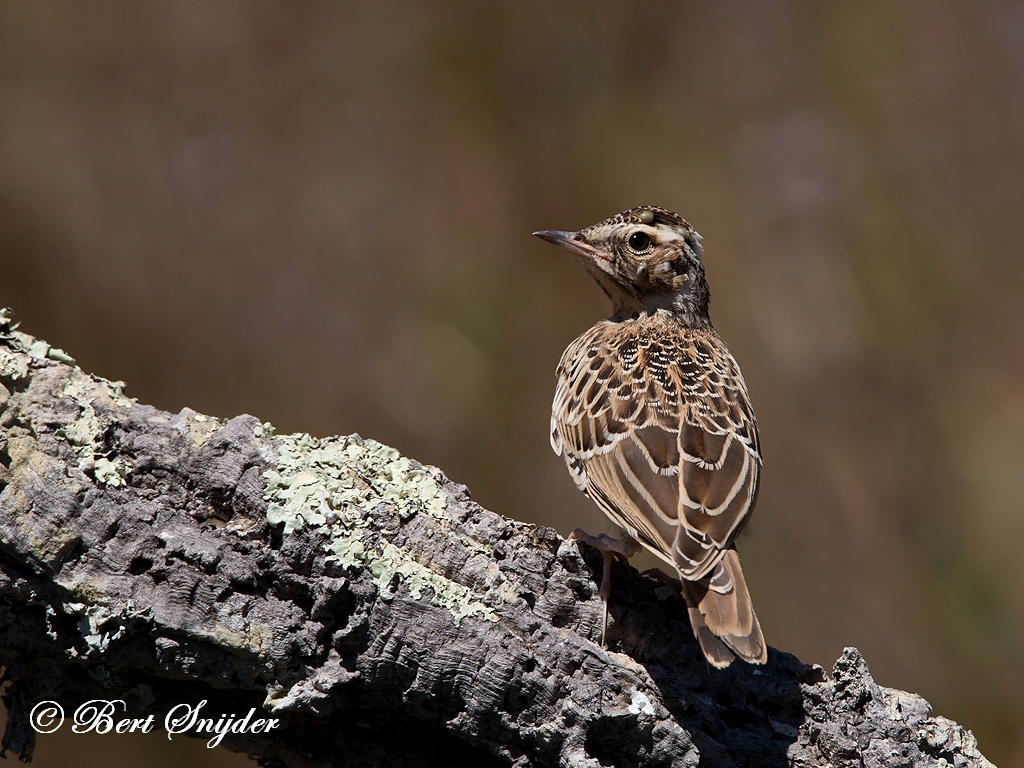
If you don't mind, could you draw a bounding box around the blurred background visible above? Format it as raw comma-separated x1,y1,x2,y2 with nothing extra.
1,1,1022,765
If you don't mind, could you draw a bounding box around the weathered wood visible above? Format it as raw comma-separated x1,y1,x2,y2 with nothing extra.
0,310,993,767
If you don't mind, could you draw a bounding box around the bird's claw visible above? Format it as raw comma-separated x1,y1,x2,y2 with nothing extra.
641,567,683,593
568,528,633,563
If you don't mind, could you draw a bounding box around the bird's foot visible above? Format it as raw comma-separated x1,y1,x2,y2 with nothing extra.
568,529,637,563
641,567,683,594
568,529,637,647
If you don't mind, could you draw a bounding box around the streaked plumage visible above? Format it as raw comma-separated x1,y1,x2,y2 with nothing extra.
535,205,767,667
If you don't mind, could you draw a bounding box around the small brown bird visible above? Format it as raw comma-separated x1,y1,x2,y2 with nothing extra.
535,205,767,667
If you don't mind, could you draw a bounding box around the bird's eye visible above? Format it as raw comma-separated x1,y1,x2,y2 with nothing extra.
627,231,652,252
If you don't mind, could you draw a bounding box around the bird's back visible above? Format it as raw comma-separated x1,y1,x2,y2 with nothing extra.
551,313,761,576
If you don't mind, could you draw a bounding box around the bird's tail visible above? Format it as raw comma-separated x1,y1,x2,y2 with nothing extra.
681,549,767,668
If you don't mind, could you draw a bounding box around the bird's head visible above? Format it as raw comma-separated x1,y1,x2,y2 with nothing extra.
534,206,711,324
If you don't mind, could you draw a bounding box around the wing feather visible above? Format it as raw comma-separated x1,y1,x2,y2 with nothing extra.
552,321,761,581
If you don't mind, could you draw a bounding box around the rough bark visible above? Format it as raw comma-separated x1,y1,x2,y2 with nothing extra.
0,310,994,768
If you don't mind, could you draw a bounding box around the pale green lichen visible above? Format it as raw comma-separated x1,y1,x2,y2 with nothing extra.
0,347,29,381
51,369,133,465
264,431,496,625
54,374,132,489
47,346,76,364
6,329,73,364
526,722,564,746
56,378,105,449
93,457,127,487
368,540,494,623
1,316,133,490
28,339,51,360
179,408,225,448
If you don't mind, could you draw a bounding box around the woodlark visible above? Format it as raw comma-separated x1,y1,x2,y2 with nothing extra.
535,206,767,668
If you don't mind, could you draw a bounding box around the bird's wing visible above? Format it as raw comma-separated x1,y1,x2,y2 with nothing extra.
552,325,761,580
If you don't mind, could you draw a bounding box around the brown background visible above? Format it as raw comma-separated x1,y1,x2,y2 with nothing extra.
2,2,1023,765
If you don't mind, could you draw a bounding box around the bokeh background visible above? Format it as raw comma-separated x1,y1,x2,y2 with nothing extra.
2,1,1023,765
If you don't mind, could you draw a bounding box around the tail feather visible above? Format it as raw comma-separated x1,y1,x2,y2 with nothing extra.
685,602,739,668
682,549,766,667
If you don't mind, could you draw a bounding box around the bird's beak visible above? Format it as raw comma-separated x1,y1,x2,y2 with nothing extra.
532,230,599,260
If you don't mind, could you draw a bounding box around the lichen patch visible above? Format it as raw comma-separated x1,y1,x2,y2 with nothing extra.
264,431,496,625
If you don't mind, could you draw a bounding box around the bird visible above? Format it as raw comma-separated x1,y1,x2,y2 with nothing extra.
534,205,767,668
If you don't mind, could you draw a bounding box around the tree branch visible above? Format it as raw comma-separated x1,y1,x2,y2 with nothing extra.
0,310,993,767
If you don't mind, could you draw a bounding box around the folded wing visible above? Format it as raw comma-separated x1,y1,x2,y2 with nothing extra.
552,323,766,665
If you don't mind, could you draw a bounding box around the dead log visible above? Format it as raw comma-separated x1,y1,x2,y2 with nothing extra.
0,309,993,767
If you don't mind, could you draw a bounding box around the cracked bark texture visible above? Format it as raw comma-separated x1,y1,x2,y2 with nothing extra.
0,313,995,768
